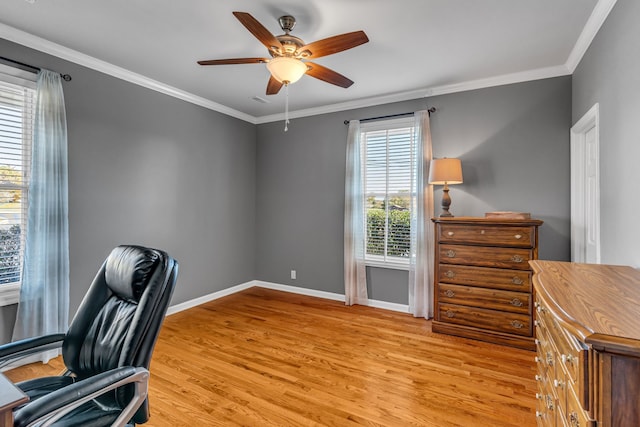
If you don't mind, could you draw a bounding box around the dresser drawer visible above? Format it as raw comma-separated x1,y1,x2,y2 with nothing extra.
438,223,535,248
565,385,596,427
438,264,532,292
536,298,589,409
438,303,532,336
438,283,530,314
535,323,556,375
439,244,533,270
536,380,558,427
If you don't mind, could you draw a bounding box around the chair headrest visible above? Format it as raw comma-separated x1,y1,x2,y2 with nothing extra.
105,246,161,302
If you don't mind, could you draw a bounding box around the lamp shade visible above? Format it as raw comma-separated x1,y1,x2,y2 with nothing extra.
428,158,463,185
266,57,308,84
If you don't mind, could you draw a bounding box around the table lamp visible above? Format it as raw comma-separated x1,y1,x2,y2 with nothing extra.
428,158,463,217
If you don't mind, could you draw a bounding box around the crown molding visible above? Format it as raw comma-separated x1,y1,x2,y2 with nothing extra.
1,0,613,126
0,22,256,124
255,64,571,124
565,0,618,73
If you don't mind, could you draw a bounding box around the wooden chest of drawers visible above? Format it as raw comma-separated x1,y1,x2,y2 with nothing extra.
432,217,543,350
531,261,640,427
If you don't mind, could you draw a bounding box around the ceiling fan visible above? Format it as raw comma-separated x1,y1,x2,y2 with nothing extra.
197,12,369,95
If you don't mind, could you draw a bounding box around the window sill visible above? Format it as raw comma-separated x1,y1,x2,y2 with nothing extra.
365,260,410,271
0,283,20,307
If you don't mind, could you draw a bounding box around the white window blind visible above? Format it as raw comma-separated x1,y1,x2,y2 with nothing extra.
361,118,415,268
0,77,34,295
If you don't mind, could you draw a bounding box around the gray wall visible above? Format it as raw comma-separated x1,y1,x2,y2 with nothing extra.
0,35,577,342
0,39,257,343
256,76,572,304
572,0,640,267
0,304,17,344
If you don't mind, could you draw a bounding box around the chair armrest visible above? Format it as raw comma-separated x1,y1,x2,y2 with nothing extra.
13,366,150,427
0,333,65,369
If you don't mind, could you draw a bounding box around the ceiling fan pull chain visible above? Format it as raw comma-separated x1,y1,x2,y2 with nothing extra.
284,83,290,131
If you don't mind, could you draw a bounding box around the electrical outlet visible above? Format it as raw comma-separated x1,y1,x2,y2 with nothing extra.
290,270,296,280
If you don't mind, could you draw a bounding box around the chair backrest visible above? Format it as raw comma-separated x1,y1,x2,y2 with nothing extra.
62,245,178,423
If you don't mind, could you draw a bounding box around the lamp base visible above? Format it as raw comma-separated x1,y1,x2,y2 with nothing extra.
439,185,454,217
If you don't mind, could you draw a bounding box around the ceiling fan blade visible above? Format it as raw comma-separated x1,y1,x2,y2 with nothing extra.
300,31,369,59
305,62,354,88
266,76,284,95
198,58,268,66
233,11,282,52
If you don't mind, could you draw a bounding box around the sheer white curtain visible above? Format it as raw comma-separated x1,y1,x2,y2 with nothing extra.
408,111,435,318
12,70,69,362
344,120,368,305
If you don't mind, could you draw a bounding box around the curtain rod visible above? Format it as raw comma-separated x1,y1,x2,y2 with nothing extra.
0,56,72,82
343,107,435,125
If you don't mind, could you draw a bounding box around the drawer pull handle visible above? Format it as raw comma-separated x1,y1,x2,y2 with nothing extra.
512,276,524,285
561,354,575,364
444,270,455,278
444,290,455,298
545,395,554,410
445,310,456,318
445,250,456,258
514,234,522,239
510,298,524,307
510,255,524,263
546,352,554,366
569,412,580,427
553,379,564,388
510,320,524,329
480,230,485,234
447,231,454,236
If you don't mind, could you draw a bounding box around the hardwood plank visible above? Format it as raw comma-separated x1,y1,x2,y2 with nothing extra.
5,287,536,426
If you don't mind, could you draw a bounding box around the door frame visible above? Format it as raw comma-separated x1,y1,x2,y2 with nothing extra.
570,103,600,263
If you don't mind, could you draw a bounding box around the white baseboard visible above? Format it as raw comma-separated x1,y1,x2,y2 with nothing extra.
165,281,254,315
254,280,346,302
166,280,410,315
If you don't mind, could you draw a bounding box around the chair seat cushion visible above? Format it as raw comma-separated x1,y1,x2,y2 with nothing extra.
14,397,122,427
42,400,121,427
17,376,75,401
15,376,122,427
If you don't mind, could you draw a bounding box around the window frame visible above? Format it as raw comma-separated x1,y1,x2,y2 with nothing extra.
360,117,416,270
0,64,36,307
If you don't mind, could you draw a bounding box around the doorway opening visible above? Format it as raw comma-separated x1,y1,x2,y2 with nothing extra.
570,103,600,263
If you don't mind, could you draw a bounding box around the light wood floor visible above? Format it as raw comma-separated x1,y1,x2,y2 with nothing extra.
6,287,537,426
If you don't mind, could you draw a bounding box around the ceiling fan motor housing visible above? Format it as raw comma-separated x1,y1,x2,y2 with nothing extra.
272,34,306,57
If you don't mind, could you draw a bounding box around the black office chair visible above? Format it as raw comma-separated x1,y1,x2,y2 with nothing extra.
0,245,178,427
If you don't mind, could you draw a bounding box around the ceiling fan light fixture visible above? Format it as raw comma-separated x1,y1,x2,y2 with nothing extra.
266,57,307,84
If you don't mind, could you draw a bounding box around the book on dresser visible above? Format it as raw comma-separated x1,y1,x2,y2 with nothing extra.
432,216,543,351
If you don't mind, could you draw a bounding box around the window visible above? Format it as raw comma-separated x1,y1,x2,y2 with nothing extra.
0,67,35,306
361,118,416,269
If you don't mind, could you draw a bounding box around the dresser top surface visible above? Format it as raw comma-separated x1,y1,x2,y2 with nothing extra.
530,260,640,353
433,217,543,226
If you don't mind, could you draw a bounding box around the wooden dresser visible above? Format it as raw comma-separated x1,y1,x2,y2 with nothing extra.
432,217,543,350
531,261,640,427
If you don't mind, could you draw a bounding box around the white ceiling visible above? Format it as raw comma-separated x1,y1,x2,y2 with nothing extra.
0,0,611,123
